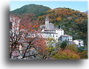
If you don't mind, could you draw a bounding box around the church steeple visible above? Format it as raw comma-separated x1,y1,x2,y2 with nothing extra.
45,16,49,29
45,16,49,22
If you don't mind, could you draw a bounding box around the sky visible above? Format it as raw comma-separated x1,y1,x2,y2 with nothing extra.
10,1,88,12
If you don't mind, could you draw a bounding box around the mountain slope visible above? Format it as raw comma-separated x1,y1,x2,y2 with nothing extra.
10,4,87,45
38,8,87,45
10,4,51,17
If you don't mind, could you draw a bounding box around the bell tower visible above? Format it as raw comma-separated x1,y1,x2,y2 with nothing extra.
45,16,49,29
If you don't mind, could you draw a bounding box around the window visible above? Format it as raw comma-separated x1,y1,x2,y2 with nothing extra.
53,34,54,37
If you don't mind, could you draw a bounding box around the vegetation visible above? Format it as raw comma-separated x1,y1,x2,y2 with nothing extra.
10,14,47,59
53,49,80,59
38,8,87,46
79,50,88,59
66,44,78,52
60,41,67,50
10,4,88,59
11,5,87,46
11,4,50,17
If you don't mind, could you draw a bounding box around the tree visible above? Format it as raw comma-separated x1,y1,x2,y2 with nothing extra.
79,51,88,59
66,44,78,52
78,46,86,52
53,49,80,59
9,14,47,59
56,17,62,21
60,41,67,50
47,38,57,47
9,15,21,58
46,38,58,58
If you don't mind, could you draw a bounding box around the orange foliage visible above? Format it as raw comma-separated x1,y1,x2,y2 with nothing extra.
20,14,40,33
75,17,85,23
56,17,62,21
53,49,80,59
79,51,88,59
31,38,47,55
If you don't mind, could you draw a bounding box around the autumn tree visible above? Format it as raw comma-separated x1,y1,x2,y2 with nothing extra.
9,14,47,59
79,51,88,59
53,49,80,59
9,14,21,58
66,44,78,52
45,38,58,59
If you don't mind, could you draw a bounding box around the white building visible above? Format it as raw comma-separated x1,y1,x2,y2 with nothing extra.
73,39,84,47
40,16,64,40
41,29,64,40
59,35,73,42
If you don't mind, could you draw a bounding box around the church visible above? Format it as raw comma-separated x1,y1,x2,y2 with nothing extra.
40,16,72,41
40,16,85,47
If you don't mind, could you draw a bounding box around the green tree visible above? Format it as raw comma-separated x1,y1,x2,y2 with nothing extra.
60,41,67,50
46,38,58,58
47,38,57,47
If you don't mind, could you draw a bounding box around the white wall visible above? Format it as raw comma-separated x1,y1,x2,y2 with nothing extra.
56,30,64,37
74,40,84,46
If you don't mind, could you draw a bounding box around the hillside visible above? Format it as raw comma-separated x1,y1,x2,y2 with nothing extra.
38,8,87,45
10,4,51,17
10,4,87,45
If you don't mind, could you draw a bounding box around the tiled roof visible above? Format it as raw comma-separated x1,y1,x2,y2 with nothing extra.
41,32,57,34
43,29,63,31
61,35,72,37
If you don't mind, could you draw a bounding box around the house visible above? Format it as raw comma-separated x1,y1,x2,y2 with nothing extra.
59,35,73,42
73,39,84,47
